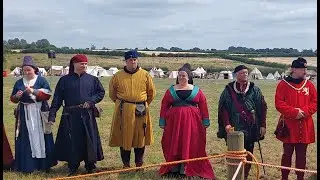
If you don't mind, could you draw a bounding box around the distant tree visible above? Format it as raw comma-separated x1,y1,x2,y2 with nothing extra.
170,47,183,52
36,39,50,48
155,47,168,51
102,46,108,50
190,47,201,52
8,38,21,49
20,39,28,48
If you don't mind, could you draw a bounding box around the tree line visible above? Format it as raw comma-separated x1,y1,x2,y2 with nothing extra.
3,38,317,72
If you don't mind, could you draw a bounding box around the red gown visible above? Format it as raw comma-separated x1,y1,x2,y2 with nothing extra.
275,79,317,143
3,124,14,167
159,85,215,179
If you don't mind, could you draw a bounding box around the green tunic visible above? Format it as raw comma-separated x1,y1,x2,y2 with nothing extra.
217,81,266,143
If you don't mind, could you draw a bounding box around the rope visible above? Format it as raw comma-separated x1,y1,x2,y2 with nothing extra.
49,150,317,180
245,160,318,174
50,154,225,180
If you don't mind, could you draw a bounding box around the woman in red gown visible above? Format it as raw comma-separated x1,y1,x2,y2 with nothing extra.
3,123,14,170
159,65,215,179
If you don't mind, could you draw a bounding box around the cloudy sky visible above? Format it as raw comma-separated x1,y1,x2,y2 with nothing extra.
4,0,317,50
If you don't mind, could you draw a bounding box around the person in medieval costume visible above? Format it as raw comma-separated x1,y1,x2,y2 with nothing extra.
159,64,215,179
3,123,14,170
274,57,317,180
49,54,105,176
109,50,156,169
217,65,267,179
10,56,57,173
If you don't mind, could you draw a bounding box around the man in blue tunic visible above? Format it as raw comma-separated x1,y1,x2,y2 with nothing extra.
49,54,105,176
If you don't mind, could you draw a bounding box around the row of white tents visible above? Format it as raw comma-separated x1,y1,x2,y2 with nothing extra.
150,67,288,80
9,66,316,81
10,66,119,77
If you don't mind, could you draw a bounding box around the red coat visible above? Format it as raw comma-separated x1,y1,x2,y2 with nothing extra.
275,79,317,144
3,125,14,166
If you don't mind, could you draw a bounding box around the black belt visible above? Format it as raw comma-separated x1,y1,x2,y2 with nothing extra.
118,98,145,105
64,103,89,109
171,101,197,107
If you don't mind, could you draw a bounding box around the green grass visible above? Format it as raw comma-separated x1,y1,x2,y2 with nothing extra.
3,77,317,180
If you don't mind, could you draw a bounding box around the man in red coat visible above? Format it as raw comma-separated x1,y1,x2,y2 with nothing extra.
275,57,317,180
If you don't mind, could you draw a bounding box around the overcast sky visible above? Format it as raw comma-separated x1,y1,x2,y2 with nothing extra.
4,0,317,50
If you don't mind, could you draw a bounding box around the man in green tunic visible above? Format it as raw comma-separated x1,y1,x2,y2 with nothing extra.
217,65,267,179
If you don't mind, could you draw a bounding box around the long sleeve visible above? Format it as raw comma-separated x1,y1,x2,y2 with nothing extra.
275,82,299,119
90,77,105,104
198,90,210,127
109,76,117,102
260,96,267,128
300,83,317,117
146,74,156,105
10,81,20,104
34,77,52,101
48,78,64,122
218,88,230,127
159,90,172,127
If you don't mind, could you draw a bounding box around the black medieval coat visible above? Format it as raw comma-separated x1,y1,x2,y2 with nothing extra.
49,72,105,164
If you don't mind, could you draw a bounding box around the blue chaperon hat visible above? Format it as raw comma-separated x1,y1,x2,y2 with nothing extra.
124,50,139,60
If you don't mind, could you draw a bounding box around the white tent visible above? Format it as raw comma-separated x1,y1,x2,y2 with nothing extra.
10,67,22,76
61,66,69,76
266,73,275,80
217,71,233,79
48,66,64,76
249,67,264,80
108,67,119,75
149,67,165,78
86,66,111,77
157,68,165,77
192,67,206,78
38,68,48,76
168,71,178,79
274,71,281,80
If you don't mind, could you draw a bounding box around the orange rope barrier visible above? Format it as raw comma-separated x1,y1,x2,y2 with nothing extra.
49,150,317,180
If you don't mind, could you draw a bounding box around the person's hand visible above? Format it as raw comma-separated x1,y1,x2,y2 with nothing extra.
260,127,266,138
15,90,24,98
25,86,34,94
82,102,91,108
225,125,233,134
295,108,305,120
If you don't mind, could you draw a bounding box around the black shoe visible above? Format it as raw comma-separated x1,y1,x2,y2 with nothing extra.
86,168,94,174
68,169,77,176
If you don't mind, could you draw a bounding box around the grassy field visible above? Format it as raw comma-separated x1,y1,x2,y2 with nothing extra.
6,53,286,73
3,77,317,180
251,57,317,67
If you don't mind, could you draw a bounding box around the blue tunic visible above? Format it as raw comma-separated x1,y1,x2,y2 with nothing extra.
49,73,105,165
11,76,57,173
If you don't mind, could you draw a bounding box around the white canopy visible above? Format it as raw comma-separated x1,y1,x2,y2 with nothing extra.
192,67,206,77
249,67,264,80
38,68,47,76
266,73,275,80
217,71,233,79
274,71,281,80
10,67,21,76
168,71,178,79
48,66,64,76
86,66,112,77
149,67,165,78
108,67,119,75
